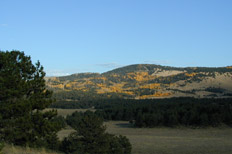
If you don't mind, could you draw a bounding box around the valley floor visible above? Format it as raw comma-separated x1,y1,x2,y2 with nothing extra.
105,121,232,154
48,108,232,154
5,109,231,154
58,121,232,154
1,144,60,154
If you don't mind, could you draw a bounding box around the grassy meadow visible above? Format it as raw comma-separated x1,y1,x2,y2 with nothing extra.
3,109,232,154
1,144,61,154
56,109,232,154
44,108,96,117
105,121,232,154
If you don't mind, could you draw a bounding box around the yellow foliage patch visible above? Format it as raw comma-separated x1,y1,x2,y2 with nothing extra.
139,83,160,89
127,72,153,81
110,74,119,77
96,83,106,88
123,91,134,95
96,83,134,95
138,92,172,99
50,84,64,89
185,73,197,77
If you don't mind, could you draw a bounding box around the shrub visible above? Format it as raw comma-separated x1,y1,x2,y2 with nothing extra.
61,111,131,153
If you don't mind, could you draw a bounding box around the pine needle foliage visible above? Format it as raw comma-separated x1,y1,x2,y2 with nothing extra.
0,51,61,149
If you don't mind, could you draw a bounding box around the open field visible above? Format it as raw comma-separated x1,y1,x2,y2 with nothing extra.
57,119,232,154
55,109,232,154
3,109,232,154
1,144,60,154
105,121,232,154
45,108,95,117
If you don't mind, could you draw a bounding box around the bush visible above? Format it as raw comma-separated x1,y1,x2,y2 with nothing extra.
0,141,4,153
61,111,132,154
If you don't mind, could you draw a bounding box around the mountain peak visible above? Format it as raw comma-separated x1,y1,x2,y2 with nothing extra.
103,64,168,75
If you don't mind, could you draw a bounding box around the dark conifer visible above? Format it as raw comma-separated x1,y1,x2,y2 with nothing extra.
0,50,60,149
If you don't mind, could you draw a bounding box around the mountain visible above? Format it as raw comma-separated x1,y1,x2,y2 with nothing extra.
46,64,232,100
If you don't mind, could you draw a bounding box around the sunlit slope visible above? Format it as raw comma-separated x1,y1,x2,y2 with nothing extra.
46,64,232,99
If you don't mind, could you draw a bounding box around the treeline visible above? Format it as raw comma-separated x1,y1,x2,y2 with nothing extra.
94,98,232,127
50,100,94,109
51,89,123,102
51,97,232,128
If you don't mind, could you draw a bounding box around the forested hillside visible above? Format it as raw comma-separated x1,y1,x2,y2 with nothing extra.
46,64,232,100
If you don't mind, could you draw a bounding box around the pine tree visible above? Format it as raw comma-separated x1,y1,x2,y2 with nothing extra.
0,50,60,149
62,111,132,154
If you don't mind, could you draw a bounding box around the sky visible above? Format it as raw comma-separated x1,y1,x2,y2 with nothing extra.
1,0,232,76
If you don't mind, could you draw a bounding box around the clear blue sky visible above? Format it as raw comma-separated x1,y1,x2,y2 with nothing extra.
1,0,232,76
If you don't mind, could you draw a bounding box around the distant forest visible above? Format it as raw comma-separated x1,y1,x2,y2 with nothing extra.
50,97,232,128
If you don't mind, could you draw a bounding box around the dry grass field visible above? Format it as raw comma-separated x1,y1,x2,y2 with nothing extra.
57,120,232,154
44,108,96,117
1,144,60,154
56,109,232,154
4,109,232,154
105,121,232,154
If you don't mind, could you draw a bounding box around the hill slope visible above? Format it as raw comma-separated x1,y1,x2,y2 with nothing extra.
46,64,232,99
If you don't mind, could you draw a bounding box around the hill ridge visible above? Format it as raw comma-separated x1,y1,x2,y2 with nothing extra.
46,64,232,100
